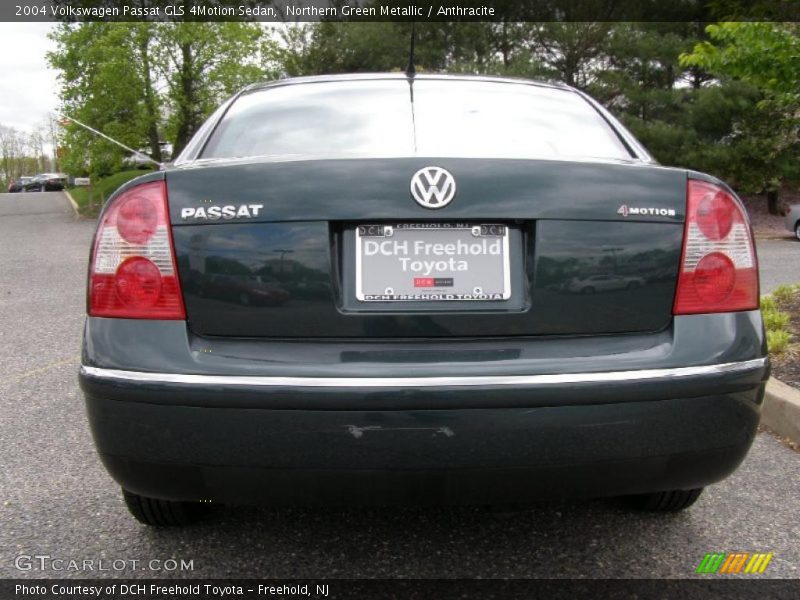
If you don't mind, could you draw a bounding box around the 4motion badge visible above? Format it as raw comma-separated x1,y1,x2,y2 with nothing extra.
618,204,676,217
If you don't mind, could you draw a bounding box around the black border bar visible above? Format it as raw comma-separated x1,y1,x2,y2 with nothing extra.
6,1,800,23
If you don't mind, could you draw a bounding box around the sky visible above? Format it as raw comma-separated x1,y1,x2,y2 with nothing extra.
0,23,59,133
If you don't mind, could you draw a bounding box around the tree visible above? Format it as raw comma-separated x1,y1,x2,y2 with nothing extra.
276,22,498,76
48,22,158,176
681,22,800,212
0,124,52,186
154,22,278,155
526,23,613,87
49,21,281,172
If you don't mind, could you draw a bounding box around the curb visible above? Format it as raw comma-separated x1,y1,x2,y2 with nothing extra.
62,189,80,216
762,378,800,443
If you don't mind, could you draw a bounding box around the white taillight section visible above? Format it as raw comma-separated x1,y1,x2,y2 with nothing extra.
673,180,758,315
88,180,185,319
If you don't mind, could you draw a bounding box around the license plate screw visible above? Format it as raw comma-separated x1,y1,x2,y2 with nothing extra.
385,287,394,295
471,226,481,237
474,286,483,294
384,226,394,237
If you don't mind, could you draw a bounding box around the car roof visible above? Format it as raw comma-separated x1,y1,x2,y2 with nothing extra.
243,72,573,94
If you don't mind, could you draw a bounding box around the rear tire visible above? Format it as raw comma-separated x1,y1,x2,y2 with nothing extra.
795,222,800,241
628,488,704,512
122,489,206,526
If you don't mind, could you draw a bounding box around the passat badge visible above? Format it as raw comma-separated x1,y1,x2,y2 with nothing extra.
410,167,456,209
181,204,263,220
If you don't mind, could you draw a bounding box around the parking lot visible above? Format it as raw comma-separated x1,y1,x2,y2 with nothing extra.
1,192,799,579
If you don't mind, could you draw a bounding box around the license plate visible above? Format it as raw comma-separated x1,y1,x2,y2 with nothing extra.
355,224,510,302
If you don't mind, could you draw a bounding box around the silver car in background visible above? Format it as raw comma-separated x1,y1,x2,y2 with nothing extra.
785,204,800,240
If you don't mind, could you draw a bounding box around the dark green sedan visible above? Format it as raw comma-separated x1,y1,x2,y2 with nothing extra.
78,74,768,526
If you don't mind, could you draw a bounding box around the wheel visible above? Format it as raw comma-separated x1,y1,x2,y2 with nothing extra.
795,221,800,241
122,489,206,526
628,488,704,512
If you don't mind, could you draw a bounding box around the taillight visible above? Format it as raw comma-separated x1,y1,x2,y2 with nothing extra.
88,180,185,319
673,179,758,315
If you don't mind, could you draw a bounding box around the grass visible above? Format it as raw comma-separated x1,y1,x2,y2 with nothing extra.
767,329,791,355
763,285,799,356
772,283,800,304
67,169,150,217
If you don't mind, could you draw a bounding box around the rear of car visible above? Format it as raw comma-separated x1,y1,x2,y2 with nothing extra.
78,75,768,525
23,173,65,191
23,175,45,192
41,173,66,191
8,176,32,192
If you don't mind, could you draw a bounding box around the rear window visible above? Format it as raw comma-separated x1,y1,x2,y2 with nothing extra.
201,79,632,161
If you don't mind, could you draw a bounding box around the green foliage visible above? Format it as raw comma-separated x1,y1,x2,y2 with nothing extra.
772,284,800,304
48,23,152,177
682,23,800,95
154,22,278,154
766,329,791,355
763,309,790,332
762,285,797,357
49,22,281,172
276,22,507,76
681,23,800,193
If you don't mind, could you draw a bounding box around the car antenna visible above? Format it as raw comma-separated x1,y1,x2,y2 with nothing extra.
54,111,163,169
406,21,416,78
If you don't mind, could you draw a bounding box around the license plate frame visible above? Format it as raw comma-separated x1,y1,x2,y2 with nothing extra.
355,223,511,302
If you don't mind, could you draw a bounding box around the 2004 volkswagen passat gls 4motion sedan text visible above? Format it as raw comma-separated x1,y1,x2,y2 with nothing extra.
78,74,769,526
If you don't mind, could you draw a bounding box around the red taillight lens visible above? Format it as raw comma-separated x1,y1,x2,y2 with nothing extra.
696,191,734,240
673,180,758,315
117,195,158,244
115,257,162,307
693,252,736,303
88,180,185,319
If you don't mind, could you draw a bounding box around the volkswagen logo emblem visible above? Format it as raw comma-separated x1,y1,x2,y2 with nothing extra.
410,166,457,209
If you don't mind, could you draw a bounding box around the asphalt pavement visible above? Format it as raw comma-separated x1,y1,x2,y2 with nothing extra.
758,238,800,294
1,192,799,580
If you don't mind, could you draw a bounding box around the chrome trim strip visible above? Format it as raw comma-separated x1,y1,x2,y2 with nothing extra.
80,358,766,389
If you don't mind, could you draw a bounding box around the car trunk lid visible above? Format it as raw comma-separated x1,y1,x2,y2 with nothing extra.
167,157,686,338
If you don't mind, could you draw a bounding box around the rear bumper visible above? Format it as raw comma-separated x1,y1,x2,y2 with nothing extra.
80,357,768,505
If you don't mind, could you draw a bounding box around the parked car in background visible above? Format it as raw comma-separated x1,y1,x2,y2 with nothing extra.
7,176,34,193
784,204,800,240
79,74,768,526
24,173,67,192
